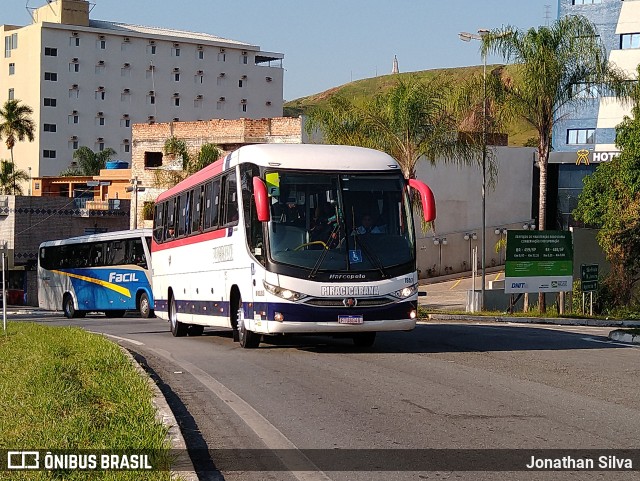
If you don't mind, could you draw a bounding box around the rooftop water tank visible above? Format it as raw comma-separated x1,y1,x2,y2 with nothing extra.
105,160,129,169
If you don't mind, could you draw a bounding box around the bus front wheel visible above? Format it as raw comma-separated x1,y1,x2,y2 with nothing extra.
169,295,187,337
237,299,260,349
63,294,85,319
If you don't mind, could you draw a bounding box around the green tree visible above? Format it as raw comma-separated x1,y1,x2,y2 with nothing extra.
190,142,223,174
61,146,117,176
574,68,640,309
0,159,29,195
0,99,35,194
305,76,479,180
482,15,630,312
153,138,223,188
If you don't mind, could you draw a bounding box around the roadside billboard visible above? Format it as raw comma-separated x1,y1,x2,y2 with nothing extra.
504,231,573,293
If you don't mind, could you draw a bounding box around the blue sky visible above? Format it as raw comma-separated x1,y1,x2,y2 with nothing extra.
9,0,558,100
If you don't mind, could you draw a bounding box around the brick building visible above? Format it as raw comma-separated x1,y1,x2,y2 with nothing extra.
129,117,304,228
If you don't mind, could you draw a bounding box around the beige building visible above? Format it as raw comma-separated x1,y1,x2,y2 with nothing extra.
0,0,284,187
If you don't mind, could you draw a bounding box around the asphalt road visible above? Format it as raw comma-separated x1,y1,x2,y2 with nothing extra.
12,310,640,481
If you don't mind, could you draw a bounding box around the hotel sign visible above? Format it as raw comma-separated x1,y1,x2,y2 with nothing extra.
575,149,619,165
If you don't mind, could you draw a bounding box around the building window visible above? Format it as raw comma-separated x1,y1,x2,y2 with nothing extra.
121,64,131,77
97,39,106,50
121,116,131,128
9,63,14,75
572,83,598,98
238,79,244,88
144,151,163,168
194,97,203,108
567,128,595,144
174,72,181,82
44,72,57,81
69,113,78,124
43,150,56,158
69,62,79,72
173,46,181,57
572,0,602,4
149,94,156,105
218,52,226,62
97,141,105,151
147,44,156,55
5,33,17,58
122,141,130,153
44,47,57,56
121,90,131,102
96,116,105,126
44,97,57,107
197,50,204,60
195,73,204,84
241,103,247,113
8,88,14,100
70,36,80,47
69,86,79,99
174,97,180,107
242,54,248,65
44,123,57,132
146,66,155,79
95,62,105,74
621,33,640,50
69,139,79,150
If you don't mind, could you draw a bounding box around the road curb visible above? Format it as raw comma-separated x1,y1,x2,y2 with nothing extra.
425,313,640,328
119,347,198,481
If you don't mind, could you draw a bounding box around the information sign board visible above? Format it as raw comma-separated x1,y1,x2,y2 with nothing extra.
505,230,573,293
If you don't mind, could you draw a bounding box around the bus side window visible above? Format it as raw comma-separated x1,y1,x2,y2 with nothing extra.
153,202,164,243
222,174,238,226
192,185,203,233
166,198,176,238
177,192,188,237
211,178,221,228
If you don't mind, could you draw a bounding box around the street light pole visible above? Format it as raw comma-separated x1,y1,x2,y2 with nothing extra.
459,28,489,310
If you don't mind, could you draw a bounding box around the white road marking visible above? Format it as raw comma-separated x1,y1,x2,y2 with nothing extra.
582,337,640,348
151,347,333,481
100,333,145,346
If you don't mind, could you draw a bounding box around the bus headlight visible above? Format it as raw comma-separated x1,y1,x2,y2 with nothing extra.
263,281,307,301
393,284,418,299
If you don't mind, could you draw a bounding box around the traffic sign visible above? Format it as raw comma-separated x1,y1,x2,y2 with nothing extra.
581,264,598,292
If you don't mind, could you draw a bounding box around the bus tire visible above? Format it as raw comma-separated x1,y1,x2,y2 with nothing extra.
238,301,260,348
169,295,187,337
352,332,376,348
104,310,126,318
63,294,81,319
187,325,204,336
138,292,154,318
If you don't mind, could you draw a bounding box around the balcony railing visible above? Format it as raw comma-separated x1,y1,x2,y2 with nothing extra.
73,198,123,217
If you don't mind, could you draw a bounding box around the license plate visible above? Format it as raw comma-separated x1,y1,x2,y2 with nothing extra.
338,315,363,325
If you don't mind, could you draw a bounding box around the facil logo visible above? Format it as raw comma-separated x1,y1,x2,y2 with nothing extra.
108,272,139,283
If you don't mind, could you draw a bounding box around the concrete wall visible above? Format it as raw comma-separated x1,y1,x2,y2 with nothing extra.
415,146,535,278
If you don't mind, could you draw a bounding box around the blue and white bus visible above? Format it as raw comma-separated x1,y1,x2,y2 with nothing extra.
38,229,154,318
152,144,436,348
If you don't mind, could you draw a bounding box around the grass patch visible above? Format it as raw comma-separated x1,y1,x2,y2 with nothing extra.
0,322,175,480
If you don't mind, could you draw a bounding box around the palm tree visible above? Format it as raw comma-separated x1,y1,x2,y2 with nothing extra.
482,15,630,312
0,99,35,194
306,76,479,180
0,159,29,195
64,146,116,176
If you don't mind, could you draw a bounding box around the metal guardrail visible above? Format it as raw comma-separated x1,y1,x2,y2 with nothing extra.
73,198,122,210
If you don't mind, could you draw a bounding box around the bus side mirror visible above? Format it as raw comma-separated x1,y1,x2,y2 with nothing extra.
408,179,436,223
253,177,271,222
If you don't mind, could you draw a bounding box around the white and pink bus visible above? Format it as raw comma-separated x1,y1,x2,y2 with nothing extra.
152,144,435,348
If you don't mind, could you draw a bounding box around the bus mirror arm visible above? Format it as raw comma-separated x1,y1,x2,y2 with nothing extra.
253,177,271,222
408,179,436,223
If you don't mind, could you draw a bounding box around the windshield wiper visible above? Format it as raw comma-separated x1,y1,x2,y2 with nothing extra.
351,232,386,278
308,220,341,279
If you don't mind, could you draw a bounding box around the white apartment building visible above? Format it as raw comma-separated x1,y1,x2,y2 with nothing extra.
0,0,284,181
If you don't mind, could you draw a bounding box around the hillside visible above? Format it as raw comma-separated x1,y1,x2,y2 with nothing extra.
283,65,537,147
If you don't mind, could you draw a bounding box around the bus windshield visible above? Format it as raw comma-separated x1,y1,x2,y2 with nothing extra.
265,171,415,275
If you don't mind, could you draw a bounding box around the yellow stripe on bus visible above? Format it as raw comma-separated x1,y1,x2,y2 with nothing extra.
52,270,131,298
